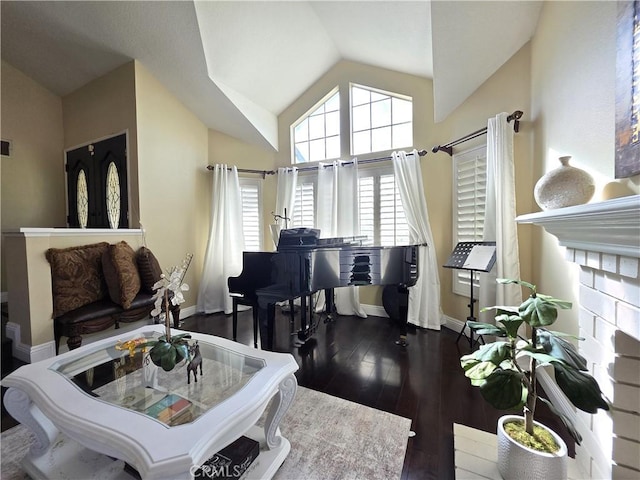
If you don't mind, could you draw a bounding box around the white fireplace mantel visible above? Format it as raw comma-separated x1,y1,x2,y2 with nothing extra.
516,195,640,259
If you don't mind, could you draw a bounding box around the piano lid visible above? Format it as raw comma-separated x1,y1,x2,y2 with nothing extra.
277,228,321,249
277,228,369,250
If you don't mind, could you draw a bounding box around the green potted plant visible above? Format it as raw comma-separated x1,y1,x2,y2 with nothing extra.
460,278,609,480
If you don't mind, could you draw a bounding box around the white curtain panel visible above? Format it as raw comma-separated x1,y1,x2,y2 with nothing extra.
392,150,443,330
479,113,522,320
272,167,298,248
197,164,244,314
316,160,366,317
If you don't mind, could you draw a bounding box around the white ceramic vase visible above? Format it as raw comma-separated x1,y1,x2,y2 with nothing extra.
497,415,568,480
534,156,595,210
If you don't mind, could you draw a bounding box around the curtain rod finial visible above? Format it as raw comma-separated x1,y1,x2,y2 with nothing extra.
432,145,453,156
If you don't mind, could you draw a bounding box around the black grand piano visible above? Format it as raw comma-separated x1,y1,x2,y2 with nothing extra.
228,228,419,350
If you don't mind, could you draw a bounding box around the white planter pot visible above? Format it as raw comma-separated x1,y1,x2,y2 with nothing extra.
497,415,568,480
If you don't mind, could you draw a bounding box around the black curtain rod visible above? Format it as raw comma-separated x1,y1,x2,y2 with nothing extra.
206,149,428,177
431,110,524,156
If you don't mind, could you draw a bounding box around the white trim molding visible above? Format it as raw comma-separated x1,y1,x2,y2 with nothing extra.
3,227,144,238
516,195,640,258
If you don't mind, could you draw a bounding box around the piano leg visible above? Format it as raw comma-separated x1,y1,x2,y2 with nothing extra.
294,296,310,346
232,297,239,342
395,285,410,347
324,288,335,323
258,301,276,351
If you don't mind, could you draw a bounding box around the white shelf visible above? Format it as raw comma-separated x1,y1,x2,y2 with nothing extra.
516,195,640,258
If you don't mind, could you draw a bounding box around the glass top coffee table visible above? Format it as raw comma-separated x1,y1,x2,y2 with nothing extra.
2,325,298,479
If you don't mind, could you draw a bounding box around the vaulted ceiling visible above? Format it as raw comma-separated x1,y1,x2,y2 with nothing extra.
1,1,542,151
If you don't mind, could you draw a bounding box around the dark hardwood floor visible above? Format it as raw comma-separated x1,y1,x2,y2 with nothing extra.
1,307,574,479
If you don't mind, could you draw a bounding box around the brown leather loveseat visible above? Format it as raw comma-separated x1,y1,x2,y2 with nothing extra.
46,241,179,353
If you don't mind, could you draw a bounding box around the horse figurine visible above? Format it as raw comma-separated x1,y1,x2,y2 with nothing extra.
187,341,203,384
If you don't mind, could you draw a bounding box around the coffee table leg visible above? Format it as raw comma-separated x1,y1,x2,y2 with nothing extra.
263,374,297,449
4,387,59,457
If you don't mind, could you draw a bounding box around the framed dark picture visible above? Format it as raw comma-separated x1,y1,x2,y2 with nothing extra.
615,0,640,178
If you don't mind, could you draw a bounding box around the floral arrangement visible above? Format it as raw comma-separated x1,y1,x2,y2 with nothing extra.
144,253,194,371
151,253,193,328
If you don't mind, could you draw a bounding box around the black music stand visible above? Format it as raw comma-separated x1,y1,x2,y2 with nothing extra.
444,242,497,348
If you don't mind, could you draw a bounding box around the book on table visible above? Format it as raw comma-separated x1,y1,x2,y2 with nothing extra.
193,436,260,480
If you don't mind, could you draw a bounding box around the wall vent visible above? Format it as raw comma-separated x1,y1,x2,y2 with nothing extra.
1,139,12,157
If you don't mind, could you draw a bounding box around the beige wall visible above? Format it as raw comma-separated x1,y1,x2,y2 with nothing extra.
531,1,640,336
207,129,278,250
135,62,209,306
62,61,140,227
1,61,66,290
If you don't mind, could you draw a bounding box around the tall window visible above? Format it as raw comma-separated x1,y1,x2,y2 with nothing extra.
289,169,408,246
351,84,412,156
291,180,315,228
292,90,340,164
239,178,263,251
358,168,409,246
452,145,487,295
289,82,413,247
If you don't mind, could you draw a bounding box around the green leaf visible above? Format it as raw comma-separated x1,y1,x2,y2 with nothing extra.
480,369,526,410
149,341,171,364
546,329,584,340
538,397,583,445
519,295,559,327
464,361,498,381
536,293,572,311
517,350,558,366
473,341,511,365
553,363,610,413
171,333,192,341
495,313,524,339
174,343,189,363
466,321,505,337
537,329,588,371
480,305,520,315
497,278,536,292
460,354,481,370
160,345,177,371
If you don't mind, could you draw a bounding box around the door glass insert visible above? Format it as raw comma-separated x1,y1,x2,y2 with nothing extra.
106,162,121,229
77,169,89,228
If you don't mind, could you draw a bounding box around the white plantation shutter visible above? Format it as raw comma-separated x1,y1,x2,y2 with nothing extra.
358,176,375,243
292,180,315,228
380,173,409,246
239,179,262,251
358,169,408,246
453,145,487,295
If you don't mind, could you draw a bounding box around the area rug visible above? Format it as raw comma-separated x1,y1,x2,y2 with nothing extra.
1,386,411,480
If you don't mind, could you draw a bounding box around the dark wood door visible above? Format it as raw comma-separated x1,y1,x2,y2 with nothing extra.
66,133,128,228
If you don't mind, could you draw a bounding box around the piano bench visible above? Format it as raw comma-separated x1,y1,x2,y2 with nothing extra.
231,296,297,348
231,296,259,348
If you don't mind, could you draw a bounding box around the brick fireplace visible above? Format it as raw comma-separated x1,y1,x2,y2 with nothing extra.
518,195,640,479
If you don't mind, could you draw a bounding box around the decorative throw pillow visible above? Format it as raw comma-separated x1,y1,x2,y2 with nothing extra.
46,242,110,318
102,241,141,309
137,246,163,294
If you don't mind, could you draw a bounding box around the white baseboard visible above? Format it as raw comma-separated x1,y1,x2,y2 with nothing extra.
443,314,466,333
181,305,196,319
6,305,200,363
4,321,33,363
362,304,388,318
